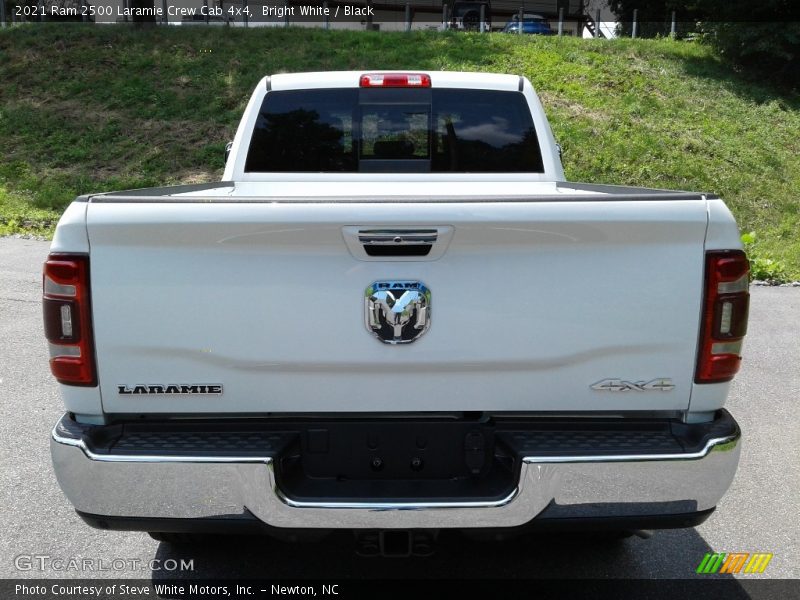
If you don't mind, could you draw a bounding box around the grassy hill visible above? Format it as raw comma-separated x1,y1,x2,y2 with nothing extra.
1,24,798,278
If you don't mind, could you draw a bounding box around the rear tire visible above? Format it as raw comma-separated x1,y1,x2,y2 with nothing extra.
590,530,636,540
148,531,212,545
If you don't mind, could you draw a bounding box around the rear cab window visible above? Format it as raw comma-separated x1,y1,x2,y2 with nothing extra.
244,88,545,173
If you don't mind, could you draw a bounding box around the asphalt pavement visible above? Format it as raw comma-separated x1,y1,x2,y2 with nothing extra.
0,236,798,582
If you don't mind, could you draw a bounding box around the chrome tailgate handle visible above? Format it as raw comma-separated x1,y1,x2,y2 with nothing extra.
343,226,454,261
358,229,439,245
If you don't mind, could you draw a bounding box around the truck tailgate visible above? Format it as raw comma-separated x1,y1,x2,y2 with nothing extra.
86,197,708,414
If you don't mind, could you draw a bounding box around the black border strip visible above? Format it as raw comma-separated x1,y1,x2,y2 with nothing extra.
3,578,794,600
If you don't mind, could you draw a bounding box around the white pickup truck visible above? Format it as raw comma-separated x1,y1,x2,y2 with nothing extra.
47,71,749,553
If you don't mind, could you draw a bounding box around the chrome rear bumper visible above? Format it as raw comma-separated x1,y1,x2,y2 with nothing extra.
50,412,741,530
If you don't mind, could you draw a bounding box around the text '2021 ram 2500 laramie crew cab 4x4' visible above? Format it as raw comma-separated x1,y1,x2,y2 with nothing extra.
46,71,748,552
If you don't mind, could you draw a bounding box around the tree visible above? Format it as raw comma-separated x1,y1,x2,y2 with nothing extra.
694,0,800,81
608,0,799,81
607,0,708,38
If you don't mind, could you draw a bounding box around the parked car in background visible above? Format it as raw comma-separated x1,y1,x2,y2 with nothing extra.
502,14,555,35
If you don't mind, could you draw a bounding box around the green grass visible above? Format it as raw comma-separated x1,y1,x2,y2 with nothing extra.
0,183,59,236
1,24,798,276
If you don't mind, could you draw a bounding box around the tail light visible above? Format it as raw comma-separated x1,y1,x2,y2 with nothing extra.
43,254,96,386
695,250,750,383
360,73,431,88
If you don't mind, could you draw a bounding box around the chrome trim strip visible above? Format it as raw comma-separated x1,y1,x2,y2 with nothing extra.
272,479,521,511
52,422,735,468
51,424,270,464
358,229,438,241
522,435,738,464
51,418,740,525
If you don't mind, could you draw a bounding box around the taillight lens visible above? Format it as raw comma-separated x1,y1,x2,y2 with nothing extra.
43,254,96,386
359,73,432,88
695,250,750,383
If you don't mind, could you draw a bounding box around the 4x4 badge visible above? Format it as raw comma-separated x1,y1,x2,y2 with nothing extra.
591,378,675,392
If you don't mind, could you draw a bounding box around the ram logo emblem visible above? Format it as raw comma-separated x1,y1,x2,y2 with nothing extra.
365,281,431,344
